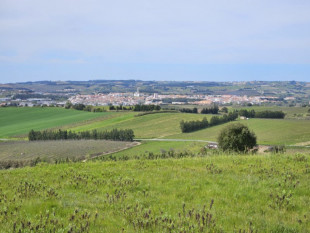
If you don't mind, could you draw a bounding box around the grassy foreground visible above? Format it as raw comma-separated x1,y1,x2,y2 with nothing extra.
0,154,309,232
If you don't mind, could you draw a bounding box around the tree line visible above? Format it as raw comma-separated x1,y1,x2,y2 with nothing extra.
28,129,135,141
179,105,220,114
238,109,285,119
180,111,238,133
179,108,198,113
65,103,106,112
132,104,161,111
201,105,219,114
109,105,133,111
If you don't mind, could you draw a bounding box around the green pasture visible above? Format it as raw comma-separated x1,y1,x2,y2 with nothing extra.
1,107,310,146
231,106,310,119
0,107,111,138
166,118,310,145
70,112,214,139
0,154,309,232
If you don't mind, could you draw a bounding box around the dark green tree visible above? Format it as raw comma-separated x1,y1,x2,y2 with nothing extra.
218,123,257,153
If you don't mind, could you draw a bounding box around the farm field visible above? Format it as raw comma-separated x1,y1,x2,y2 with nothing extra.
0,107,113,138
70,112,214,139
167,118,310,145
70,111,310,146
1,107,310,147
231,106,310,119
0,140,138,165
0,154,309,232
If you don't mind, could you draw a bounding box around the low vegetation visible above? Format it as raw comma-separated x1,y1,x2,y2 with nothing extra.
0,153,308,232
0,140,137,169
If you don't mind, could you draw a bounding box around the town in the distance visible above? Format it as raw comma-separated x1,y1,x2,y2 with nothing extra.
0,80,309,107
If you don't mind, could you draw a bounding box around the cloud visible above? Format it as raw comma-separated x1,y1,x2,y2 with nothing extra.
1,0,310,82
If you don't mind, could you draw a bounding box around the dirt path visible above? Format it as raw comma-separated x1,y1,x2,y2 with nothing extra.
82,141,141,162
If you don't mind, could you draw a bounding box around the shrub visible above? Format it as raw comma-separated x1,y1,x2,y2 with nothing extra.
218,123,257,152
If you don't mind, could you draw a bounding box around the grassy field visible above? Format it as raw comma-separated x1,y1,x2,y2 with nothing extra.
1,107,310,149
166,118,310,145
70,112,214,139
0,154,309,232
231,106,310,119
0,140,137,162
0,107,113,138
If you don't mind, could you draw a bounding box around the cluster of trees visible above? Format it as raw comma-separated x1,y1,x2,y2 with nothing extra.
238,109,285,119
255,110,285,119
109,105,132,111
180,117,208,133
133,104,161,111
65,103,105,112
238,109,256,118
180,111,238,133
179,108,198,113
201,105,219,114
28,129,134,141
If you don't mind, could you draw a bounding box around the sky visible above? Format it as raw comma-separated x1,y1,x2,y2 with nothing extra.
1,0,310,83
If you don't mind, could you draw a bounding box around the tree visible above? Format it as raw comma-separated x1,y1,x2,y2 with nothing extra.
221,107,228,113
218,123,257,153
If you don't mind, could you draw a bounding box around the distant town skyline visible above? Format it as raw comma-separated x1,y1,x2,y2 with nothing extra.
1,1,310,83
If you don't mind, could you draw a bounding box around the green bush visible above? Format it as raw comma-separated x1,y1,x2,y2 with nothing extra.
218,123,257,152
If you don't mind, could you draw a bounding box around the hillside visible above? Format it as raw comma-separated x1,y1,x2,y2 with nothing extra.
0,107,112,138
0,154,309,232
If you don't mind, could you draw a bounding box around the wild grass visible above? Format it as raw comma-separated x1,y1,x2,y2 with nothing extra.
0,153,309,232
110,141,206,158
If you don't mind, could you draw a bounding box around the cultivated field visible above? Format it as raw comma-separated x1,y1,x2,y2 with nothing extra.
69,112,214,139
167,118,310,145
0,154,309,232
1,107,310,147
0,140,137,163
70,111,310,146
0,107,111,138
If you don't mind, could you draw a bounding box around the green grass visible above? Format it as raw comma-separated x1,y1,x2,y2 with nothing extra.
0,154,309,232
0,140,137,162
110,141,206,158
0,107,113,138
2,107,310,146
70,112,214,139
165,118,310,145
231,106,310,119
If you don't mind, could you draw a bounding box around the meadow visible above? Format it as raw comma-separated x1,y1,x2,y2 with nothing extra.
1,106,310,149
69,112,213,139
167,118,310,145
69,110,310,146
0,153,309,232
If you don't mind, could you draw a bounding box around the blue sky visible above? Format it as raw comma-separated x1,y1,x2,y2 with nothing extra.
1,0,310,83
